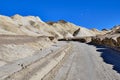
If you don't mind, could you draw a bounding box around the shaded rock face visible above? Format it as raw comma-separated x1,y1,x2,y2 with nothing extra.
102,38,117,47
117,37,120,49
46,21,56,25
58,36,92,43
73,28,80,36
58,20,67,24
90,26,120,51
46,20,67,25
91,37,102,45
102,29,108,31
91,36,120,50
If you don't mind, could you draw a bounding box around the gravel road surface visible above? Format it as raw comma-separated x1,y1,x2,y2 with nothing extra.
42,42,120,80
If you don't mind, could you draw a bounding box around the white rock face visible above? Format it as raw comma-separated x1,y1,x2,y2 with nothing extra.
0,14,102,38
76,27,96,37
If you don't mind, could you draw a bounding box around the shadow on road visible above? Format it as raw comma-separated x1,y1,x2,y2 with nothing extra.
88,43,120,74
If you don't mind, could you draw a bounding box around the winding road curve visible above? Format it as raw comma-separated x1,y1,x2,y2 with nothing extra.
42,42,120,80
4,41,120,80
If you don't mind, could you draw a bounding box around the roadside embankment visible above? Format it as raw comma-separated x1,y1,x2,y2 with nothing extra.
0,42,72,80
0,35,55,67
91,35,120,51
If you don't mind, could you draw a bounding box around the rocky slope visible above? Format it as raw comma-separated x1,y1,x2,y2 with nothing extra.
0,14,106,67
91,26,120,50
0,14,106,38
0,14,111,67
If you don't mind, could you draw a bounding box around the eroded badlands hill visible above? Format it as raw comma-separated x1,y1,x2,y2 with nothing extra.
0,14,108,67
1,14,120,80
0,14,106,38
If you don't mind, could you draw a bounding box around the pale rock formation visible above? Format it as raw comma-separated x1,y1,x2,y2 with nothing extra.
0,14,102,38
0,14,107,67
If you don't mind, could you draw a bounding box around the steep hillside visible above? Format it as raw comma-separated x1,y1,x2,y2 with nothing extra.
0,14,106,38
0,14,105,67
0,14,109,66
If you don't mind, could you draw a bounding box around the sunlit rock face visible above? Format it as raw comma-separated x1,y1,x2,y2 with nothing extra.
0,14,103,38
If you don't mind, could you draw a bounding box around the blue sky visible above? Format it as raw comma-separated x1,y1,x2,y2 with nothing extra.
0,0,120,30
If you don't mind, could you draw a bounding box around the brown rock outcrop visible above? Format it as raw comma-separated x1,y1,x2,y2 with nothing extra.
90,26,120,51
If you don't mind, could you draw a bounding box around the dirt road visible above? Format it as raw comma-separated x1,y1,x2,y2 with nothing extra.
3,41,120,80
41,42,120,80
